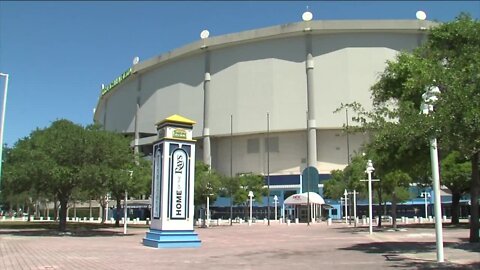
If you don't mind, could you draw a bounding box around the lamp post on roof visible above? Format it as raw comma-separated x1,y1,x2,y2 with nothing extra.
421,84,444,263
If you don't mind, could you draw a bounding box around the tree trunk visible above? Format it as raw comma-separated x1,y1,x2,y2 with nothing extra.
451,191,461,225
99,196,107,224
58,197,68,232
115,198,121,227
469,151,479,243
53,200,58,221
27,204,31,222
377,188,383,227
89,200,92,219
392,193,397,230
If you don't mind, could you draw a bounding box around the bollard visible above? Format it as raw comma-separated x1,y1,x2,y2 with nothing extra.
295,218,299,224
405,217,409,224
146,218,150,225
40,216,44,221
217,218,221,226
443,216,447,222
414,216,418,223
47,217,51,221
287,219,291,226
248,220,252,226
327,218,332,226
2,216,5,221
420,217,424,223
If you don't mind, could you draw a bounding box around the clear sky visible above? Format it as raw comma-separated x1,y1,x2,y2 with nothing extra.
0,1,479,147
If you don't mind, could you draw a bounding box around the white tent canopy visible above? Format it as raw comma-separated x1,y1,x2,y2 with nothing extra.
284,192,325,205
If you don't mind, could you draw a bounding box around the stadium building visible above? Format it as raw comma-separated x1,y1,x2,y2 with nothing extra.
94,19,440,220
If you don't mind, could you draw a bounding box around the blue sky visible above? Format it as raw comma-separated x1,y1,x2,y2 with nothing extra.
0,1,479,147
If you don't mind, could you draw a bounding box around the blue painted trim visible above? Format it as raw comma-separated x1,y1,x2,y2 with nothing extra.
143,229,201,249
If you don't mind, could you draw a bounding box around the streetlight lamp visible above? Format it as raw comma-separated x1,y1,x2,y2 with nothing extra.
273,195,278,221
421,191,431,219
421,85,444,263
365,160,375,234
0,72,9,191
248,191,254,225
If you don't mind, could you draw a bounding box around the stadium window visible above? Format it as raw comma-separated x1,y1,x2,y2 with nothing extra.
247,138,260,153
264,137,279,152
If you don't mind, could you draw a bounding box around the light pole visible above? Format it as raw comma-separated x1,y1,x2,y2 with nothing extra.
124,170,133,235
343,189,348,224
248,191,254,224
340,197,344,220
0,72,9,191
348,190,358,227
365,160,375,234
124,190,128,234
421,191,431,219
105,193,110,223
421,85,444,263
273,195,278,221
205,182,213,227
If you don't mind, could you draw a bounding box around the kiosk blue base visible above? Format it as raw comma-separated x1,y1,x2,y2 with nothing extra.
142,229,201,248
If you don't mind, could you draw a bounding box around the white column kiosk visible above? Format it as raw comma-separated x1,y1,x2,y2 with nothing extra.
143,115,201,248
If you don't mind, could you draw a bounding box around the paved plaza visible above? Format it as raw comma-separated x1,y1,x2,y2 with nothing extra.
0,222,479,270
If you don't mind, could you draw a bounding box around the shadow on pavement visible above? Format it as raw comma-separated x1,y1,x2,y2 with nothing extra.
0,221,147,237
339,241,480,270
0,229,133,237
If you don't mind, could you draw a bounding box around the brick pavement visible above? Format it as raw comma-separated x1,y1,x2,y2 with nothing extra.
0,222,478,270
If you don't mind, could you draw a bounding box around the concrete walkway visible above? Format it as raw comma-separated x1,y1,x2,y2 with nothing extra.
0,222,478,270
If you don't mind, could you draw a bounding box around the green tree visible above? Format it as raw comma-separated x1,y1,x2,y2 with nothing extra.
367,14,480,241
323,170,347,200
194,162,222,208
441,151,471,224
227,174,267,219
219,175,240,223
80,126,150,226
324,155,367,200
3,120,149,231
382,170,412,229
